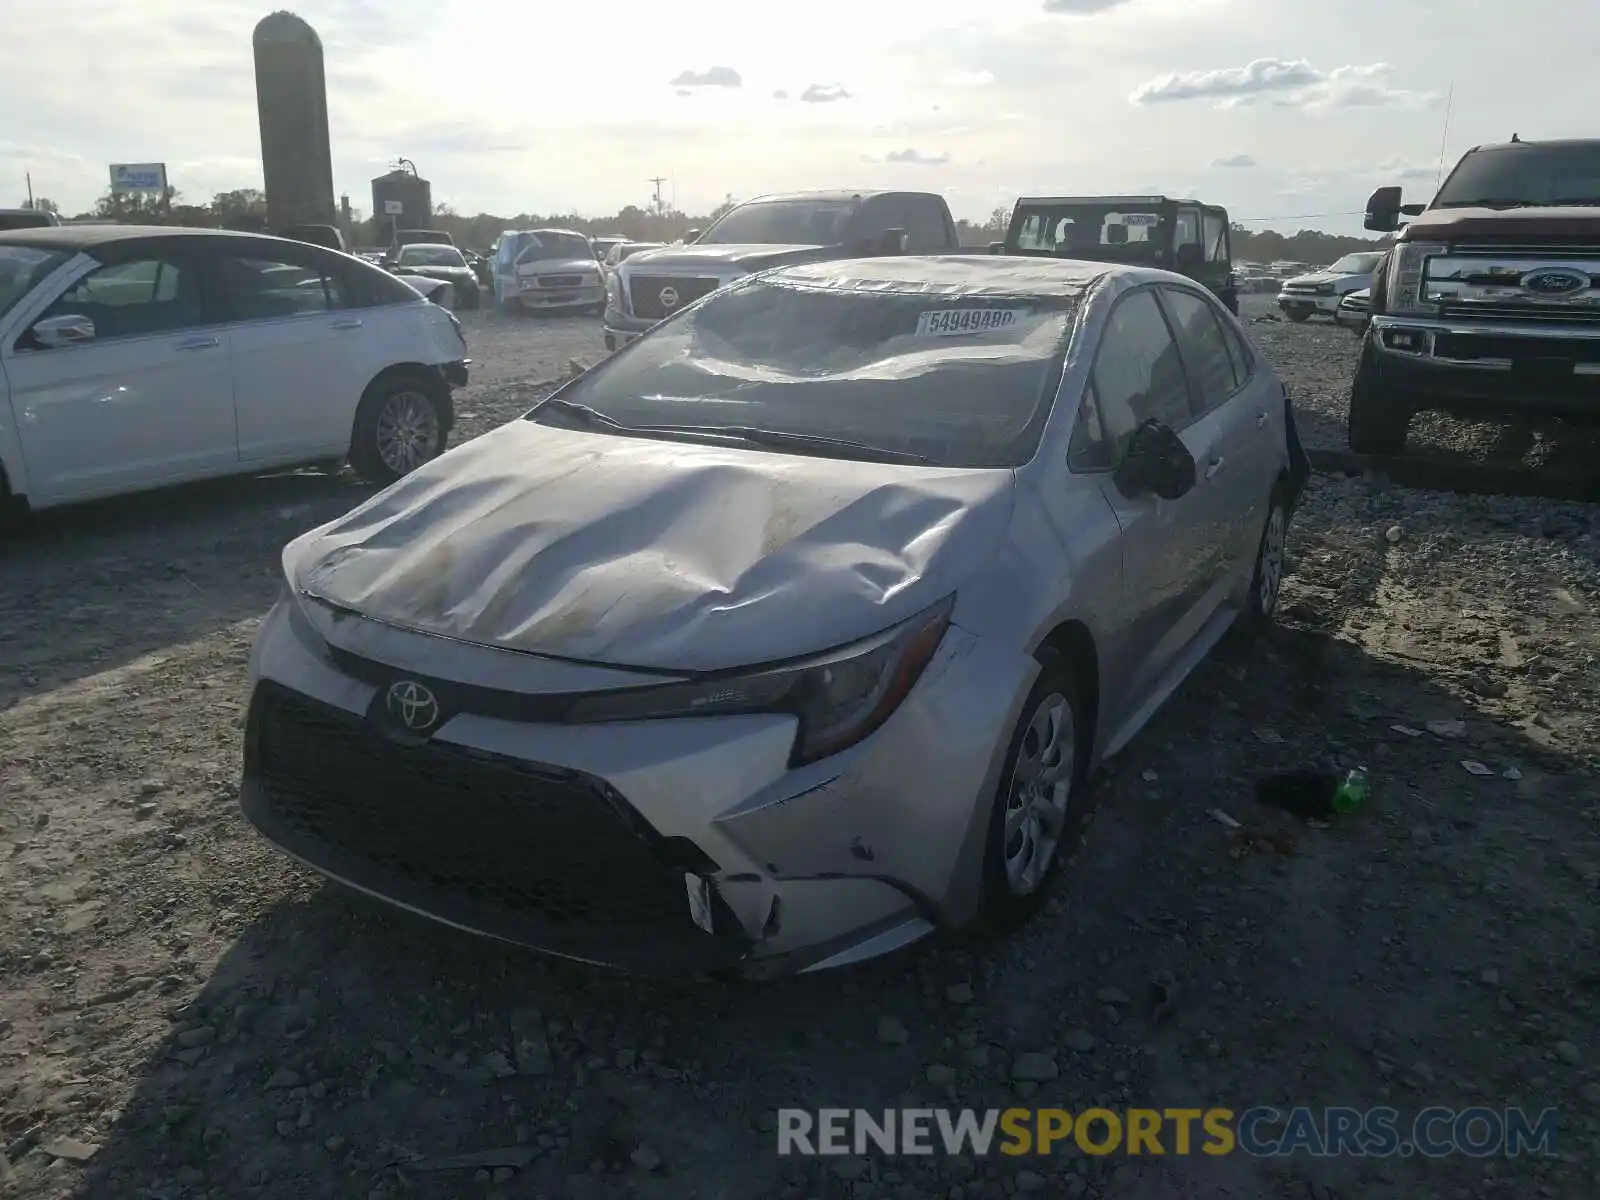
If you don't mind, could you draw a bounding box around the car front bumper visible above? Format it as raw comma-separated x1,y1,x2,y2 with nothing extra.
602,307,657,350
240,599,1034,977
1369,315,1600,420
1278,292,1339,315
514,283,605,310
438,359,469,388
1334,306,1369,332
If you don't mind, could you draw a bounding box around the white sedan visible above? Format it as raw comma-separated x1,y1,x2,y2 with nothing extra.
0,225,471,516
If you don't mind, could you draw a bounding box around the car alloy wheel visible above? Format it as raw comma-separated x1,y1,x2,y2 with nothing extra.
374,390,441,476
1256,503,1287,617
1002,690,1075,897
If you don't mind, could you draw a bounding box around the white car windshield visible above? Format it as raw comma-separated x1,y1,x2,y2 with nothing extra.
529,279,1077,468
398,245,465,267
1327,252,1383,274
518,233,592,261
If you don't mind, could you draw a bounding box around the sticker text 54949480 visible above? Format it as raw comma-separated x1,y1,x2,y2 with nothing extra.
916,308,1029,337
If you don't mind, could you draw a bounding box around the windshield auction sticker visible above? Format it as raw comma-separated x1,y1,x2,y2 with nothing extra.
916,308,1029,336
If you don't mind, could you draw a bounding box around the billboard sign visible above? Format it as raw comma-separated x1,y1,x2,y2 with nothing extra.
109,163,168,193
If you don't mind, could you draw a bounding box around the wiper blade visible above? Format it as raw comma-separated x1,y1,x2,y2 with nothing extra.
631,423,934,464
529,397,629,430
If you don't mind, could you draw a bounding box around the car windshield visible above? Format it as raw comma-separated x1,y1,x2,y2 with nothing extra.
398,245,465,267
0,244,70,320
526,278,1077,468
518,233,592,262
1433,144,1600,208
1327,252,1383,273
1010,205,1166,260
696,200,858,246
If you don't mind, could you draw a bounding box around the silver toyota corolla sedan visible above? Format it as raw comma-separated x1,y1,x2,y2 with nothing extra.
241,256,1310,978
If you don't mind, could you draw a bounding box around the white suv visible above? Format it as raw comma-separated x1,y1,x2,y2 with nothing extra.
0,225,470,516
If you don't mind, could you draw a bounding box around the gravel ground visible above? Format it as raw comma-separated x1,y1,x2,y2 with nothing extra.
2,302,1598,1200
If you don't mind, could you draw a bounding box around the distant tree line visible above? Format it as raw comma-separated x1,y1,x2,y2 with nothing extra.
20,190,1386,267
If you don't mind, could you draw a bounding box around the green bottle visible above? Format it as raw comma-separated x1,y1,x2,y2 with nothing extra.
1332,767,1368,815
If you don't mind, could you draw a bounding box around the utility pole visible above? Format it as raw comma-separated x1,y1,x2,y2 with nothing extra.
648,176,667,237
25,172,33,209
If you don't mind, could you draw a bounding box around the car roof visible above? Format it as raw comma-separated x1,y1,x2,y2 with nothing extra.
1467,138,1600,152
739,190,906,205
764,254,1120,298
0,224,317,253
1015,195,1223,210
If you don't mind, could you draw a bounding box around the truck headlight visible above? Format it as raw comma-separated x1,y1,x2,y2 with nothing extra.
1386,242,1446,315
564,596,954,767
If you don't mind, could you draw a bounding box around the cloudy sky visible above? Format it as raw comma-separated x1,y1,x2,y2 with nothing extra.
1,0,1582,233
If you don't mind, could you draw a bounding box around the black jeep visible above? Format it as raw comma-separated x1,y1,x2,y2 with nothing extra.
995,195,1239,314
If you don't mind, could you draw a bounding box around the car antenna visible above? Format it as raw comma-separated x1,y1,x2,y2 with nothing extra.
1433,81,1455,191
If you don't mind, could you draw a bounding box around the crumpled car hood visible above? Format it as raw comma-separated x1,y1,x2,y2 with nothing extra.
288,421,1015,672
624,243,826,272
515,256,598,275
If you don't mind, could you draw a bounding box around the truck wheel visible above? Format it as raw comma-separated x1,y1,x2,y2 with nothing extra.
1347,336,1409,456
1285,309,1310,323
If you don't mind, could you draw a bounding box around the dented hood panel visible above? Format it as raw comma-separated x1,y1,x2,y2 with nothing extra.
288,421,1015,672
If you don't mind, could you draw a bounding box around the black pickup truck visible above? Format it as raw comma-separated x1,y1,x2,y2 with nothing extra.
602,190,960,350
1350,137,1600,454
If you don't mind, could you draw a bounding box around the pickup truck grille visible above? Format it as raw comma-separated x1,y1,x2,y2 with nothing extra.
1424,253,1600,323
628,275,721,321
535,274,584,288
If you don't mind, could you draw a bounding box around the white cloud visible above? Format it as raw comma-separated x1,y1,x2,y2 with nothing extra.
1041,0,1134,12
800,83,852,104
882,149,952,165
1212,154,1257,168
1132,58,1437,110
670,67,742,89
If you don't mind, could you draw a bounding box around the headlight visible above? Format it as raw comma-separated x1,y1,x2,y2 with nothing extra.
565,595,955,767
1386,241,1446,315
280,580,333,662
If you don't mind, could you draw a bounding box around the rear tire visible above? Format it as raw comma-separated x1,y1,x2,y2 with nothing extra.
348,371,449,485
1285,309,1311,323
1347,336,1410,455
980,659,1089,930
1241,486,1289,632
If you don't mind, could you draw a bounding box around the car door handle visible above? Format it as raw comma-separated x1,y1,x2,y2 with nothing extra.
1204,456,1225,480
174,335,220,350
1256,412,1269,430
330,317,363,329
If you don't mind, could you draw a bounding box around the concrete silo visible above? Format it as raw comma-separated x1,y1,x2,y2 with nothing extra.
253,11,337,230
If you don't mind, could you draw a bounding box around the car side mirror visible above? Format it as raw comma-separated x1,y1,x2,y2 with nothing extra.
876,227,908,255
32,313,96,349
989,241,1005,254
1364,185,1403,233
683,229,701,244
1113,419,1196,501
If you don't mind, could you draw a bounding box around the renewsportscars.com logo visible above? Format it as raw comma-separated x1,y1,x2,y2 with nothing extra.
777,1106,1559,1159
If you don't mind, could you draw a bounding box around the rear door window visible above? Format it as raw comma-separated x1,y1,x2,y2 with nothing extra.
219,254,347,321
1089,288,1193,438
1159,286,1241,415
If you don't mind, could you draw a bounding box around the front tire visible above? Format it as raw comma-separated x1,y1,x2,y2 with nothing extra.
1347,336,1409,455
1284,308,1311,323
348,371,449,485
981,661,1087,930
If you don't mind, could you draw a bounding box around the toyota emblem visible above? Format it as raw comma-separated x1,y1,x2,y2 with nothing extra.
385,680,441,733
658,286,679,309
1521,267,1589,299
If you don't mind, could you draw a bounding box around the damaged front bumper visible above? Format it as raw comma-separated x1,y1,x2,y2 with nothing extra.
240,598,1031,977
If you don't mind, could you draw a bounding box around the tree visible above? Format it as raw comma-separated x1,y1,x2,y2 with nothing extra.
707,193,736,223
93,186,181,221
983,206,1010,235
18,197,60,215
211,189,266,227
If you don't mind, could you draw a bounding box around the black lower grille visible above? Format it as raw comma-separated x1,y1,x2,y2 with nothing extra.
1438,302,1600,324
537,274,582,288
1434,331,1600,363
628,275,720,320
241,682,746,971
